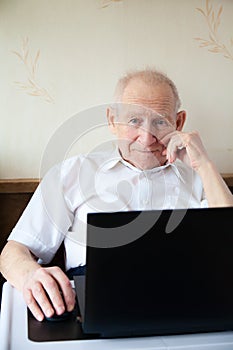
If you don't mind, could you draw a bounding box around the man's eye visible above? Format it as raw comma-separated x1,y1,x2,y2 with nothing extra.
153,119,169,128
129,118,140,126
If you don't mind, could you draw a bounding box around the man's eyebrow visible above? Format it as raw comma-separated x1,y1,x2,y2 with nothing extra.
121,104,172,119
153,113,169,118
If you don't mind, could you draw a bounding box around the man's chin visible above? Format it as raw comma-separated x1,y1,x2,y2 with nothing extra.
128,156,167,170
137,153,167,170
139,162,165,170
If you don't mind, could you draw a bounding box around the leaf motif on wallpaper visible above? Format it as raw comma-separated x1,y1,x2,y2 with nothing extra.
194,0,233,61
101,0,123,9
12,37,54,103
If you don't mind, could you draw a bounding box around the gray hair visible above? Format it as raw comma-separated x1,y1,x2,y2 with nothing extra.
113,68,181,113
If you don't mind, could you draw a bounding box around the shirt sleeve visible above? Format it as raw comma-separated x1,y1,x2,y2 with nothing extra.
8,164,74,264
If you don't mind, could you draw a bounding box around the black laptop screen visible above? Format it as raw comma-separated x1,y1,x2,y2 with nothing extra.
82,207,233,337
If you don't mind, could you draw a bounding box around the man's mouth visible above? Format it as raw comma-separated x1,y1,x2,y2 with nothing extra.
134,149,163,153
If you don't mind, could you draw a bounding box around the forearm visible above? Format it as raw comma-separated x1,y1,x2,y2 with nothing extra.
198,161,233,207
0,240,41,291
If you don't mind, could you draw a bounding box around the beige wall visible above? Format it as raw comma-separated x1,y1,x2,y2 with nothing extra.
1,0,233,178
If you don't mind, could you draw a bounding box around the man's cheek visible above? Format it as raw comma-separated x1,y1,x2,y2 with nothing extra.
125,128,138,141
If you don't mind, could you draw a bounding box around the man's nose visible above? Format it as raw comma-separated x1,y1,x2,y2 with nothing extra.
138,129,157,146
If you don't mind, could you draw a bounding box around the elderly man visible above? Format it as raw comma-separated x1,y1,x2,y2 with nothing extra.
1,69,232,322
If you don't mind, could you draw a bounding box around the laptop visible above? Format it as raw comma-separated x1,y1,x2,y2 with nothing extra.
74,207,233,338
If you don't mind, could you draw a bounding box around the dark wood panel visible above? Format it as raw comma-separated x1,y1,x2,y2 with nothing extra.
0,178,39,193
222,174,233,190
0,193,34,252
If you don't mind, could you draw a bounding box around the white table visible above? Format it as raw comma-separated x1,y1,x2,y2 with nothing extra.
1,282,233,350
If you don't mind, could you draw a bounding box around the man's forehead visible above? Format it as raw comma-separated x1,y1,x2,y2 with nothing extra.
120,79,176,113
117,103,168,118
122,78,173,97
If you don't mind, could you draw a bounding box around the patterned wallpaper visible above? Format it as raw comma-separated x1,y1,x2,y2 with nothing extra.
1,0,232,177
12,37,54,103
11,0,232,104
195,0,233,61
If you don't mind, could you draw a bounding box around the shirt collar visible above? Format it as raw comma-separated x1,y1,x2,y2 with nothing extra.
101,147,122,171
101,146,185,183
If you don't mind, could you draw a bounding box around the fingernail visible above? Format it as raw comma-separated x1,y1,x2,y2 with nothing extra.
57,306,65,314
67,305,73,312
37,313,44,322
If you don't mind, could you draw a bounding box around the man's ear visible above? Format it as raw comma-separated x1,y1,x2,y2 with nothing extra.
106,107,117,134
176,110,186,131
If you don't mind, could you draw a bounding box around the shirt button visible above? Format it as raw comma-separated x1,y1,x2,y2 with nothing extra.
174,186,180,194
142,199,149,205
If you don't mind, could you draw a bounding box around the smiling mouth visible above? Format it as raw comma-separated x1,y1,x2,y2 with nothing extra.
134,149,162,153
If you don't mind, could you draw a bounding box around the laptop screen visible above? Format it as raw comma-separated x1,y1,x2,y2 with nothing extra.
77,207,233,338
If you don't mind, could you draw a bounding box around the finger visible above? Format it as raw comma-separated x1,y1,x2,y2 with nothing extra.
44,267,75,312
160,131,183,162
159,131,178,147
166,135,186,163
31,281,55,317
42,282,66,316
60,284,76,312
34,267,66,315
162,148,167,156
23,287,45,321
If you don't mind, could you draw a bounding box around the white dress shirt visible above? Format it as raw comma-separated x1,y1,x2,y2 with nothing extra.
8,147,207,270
